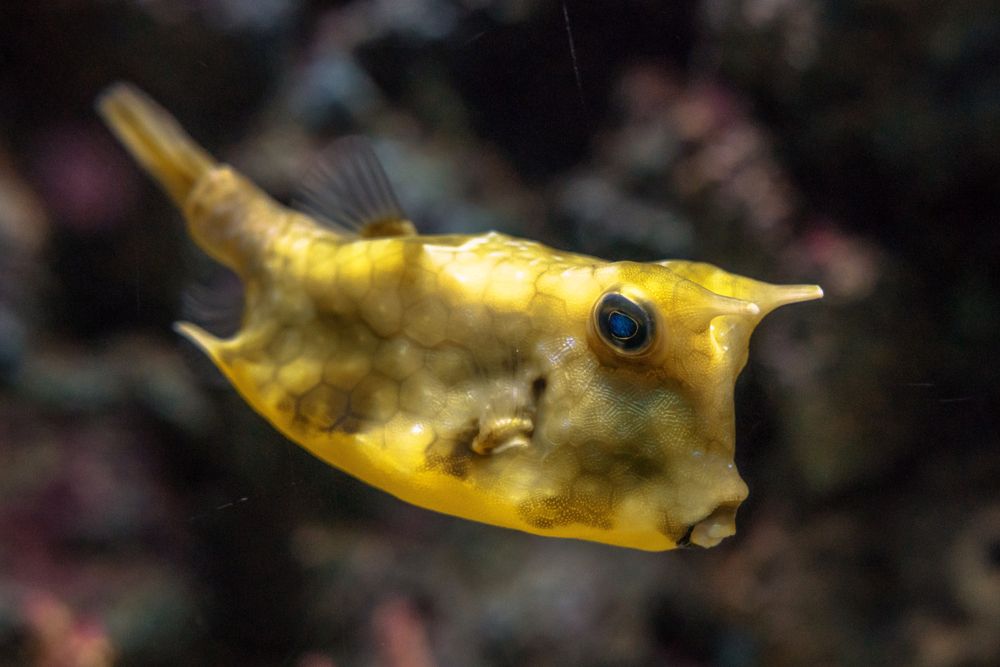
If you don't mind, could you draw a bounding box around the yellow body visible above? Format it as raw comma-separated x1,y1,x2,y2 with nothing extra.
98,84,822,551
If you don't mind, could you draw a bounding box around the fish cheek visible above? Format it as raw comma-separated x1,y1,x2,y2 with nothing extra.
515,436,665,532
514,368,665,532
519,364,731,538
629,384,745,539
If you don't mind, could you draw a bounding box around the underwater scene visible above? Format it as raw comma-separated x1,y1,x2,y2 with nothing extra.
1,1,998,665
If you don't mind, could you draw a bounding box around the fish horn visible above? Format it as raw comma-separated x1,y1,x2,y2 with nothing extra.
752,283,824,316
96,82,216,206
673,279,761,332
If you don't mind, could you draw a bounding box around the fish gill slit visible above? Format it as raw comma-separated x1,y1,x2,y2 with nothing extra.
531,375,547,402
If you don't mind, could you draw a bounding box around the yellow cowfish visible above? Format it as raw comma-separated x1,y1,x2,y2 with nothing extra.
98,83,821,551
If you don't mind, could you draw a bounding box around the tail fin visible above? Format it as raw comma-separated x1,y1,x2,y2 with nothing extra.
96,83,216,205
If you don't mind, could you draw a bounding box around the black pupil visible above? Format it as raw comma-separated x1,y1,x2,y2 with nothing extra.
597,293,651,353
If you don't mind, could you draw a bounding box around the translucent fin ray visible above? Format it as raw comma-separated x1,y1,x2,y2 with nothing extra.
180,267,245,339
295,136,415,238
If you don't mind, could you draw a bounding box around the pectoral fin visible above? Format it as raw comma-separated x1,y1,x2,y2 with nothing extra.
471,416,534,455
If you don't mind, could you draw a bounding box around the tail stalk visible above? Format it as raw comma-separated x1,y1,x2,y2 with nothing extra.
96,83,216,205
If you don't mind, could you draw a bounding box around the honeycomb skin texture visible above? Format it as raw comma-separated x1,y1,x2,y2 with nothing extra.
99,83,822,551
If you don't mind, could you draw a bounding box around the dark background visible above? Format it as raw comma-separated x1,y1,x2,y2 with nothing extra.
1,1,998,665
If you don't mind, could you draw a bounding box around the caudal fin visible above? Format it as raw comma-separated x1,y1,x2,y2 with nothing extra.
97,83,216,205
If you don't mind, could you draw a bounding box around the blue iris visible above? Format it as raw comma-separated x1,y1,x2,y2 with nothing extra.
596,292,653,354
608,311,638,339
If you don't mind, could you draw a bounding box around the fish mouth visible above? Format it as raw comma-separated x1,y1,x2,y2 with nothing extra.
677,503,740,549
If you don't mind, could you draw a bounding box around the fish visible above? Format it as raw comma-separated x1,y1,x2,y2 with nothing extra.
97,83,822,551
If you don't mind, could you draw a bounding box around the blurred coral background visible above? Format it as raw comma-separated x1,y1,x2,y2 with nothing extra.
1,1,999,665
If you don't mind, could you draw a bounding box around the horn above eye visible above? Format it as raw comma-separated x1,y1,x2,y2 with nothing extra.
594,292,655,355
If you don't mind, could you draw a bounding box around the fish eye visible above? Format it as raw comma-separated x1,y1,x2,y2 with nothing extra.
595,292,655,354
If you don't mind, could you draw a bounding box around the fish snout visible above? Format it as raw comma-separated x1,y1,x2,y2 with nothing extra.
677,501,743,548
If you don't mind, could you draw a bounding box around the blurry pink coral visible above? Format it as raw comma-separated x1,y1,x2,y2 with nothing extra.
296,652,338,667
0,147,49,257
22,592,115,667
30,124,138,232
793,224,882,300
709,508,871,664
611,66,804,246
701,0,821,70
950,505,1000,622
907,506,1000,667
372,597,436,667
0,145,50,378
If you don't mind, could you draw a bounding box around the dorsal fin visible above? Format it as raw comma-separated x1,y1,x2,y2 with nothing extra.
295,136,416,238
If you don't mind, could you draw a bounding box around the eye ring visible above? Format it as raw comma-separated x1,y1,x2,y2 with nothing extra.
594,292,655,354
